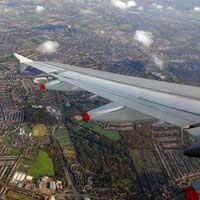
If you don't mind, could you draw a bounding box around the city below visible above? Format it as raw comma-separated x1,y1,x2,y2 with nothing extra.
0,0,200,200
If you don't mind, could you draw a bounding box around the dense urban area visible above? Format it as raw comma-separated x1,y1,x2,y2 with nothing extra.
0,0,200,199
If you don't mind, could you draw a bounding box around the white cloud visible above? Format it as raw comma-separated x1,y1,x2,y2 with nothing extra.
156,5,163,9
134,30,164,69
134,30,154,48
152,3,163,10
112,0,127,9
36,5,45,13
194,7,200,12
127,1,137,8
39,41,60,54
111,0,136,10
137,6,144,11
80,9,94,14
167,6,174,10
152,55,164,69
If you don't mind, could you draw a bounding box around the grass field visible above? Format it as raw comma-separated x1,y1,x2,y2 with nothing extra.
0,55,16,63
56,127,76,163
56,127,72,147
32,124,47,137
22,40,34,48
12,80,21,96
130,149,166,183
2,137,10,145
29,150,54,177
9,147,21,156
79,121,121,141
18,150,54,178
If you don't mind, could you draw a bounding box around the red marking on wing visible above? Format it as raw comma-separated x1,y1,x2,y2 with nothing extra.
39,84,46,90
184,186,199,200
82,113,90,121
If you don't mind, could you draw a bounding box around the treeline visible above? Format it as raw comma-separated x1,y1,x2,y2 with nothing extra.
70,122,140,198
24,105,57,125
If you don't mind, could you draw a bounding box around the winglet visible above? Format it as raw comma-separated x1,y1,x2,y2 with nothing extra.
13,53,33,64
14,53,33,72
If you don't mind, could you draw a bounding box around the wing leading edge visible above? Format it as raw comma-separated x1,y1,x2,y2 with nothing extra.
14,53,200,138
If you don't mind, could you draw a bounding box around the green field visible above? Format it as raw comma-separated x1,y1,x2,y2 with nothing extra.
19,150,54,177
130,149,166,183
12,80,21,96
29,150,54,177
0,55,16,63
9,148,21,156
22,40,34,48
79,121,121,141
56,127,72,147
2,137,10,145
56,127,76,163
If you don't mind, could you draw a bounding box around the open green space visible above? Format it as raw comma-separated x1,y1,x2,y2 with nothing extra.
9,147,21,156
130,149,166,183
2,137,11,145
0,55,16,63
29,150,54,177
56,127,76,163
18,150,54,178
56,127,72,147
12,80,21,96
22,40,34,48
22,36,45,48
79,121,121,141
115,178,132,190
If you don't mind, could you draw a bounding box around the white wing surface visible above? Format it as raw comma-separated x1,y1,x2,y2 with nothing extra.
14,53,200,138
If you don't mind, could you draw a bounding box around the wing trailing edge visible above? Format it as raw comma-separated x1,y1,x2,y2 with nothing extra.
39,80,82,92
84,102,154,122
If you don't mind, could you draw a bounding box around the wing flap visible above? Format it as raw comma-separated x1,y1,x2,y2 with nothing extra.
88,102,154,122
57,74,200,128
40,80,81,92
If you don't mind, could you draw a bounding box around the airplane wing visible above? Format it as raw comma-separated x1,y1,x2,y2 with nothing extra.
14,53,200,139
84,102,154,122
